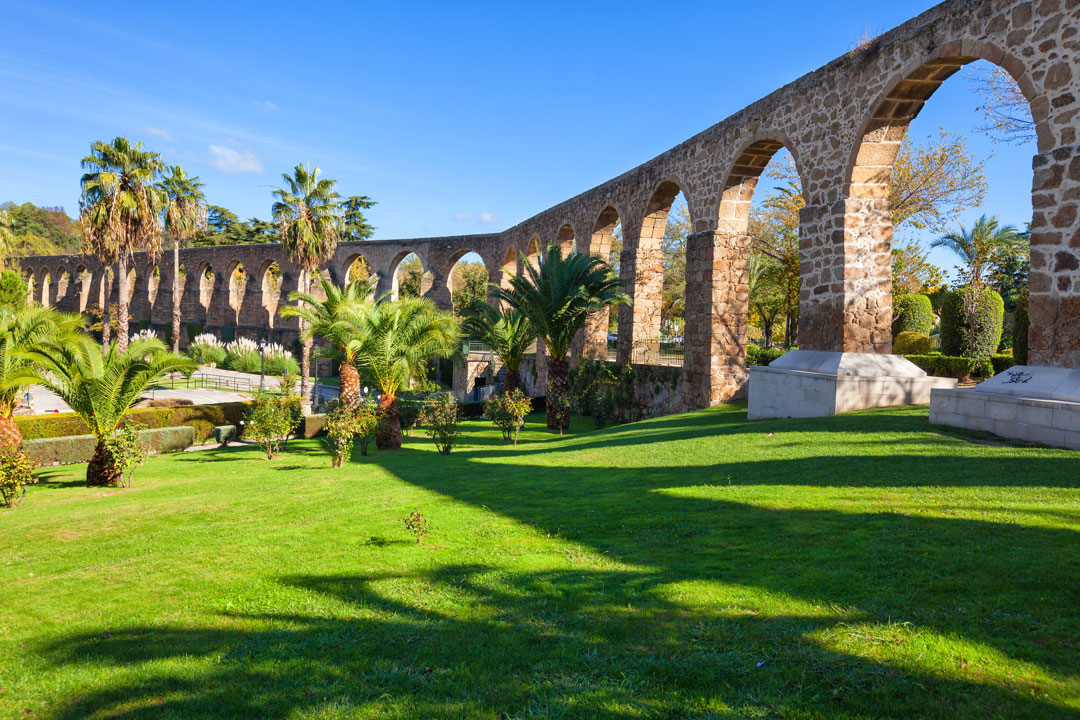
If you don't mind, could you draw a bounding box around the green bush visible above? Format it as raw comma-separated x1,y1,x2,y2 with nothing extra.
902,355,978,380
243,393,300,459
893,331,933,355
0,444,37,508
16,402,249,443
483,389,533,446
1013,291,1029,365
892,294,934,336
747,346,788,366
22,426,195,466
992,354,1017,374
187,333,226,366
423,393,460,455
940,287,1004,359
0,270,28,311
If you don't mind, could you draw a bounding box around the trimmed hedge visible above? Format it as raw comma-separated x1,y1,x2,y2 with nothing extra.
746,345,789,366
24,426,195,466
16,401,251,443
901,354,1015,380
940,287,1004,359
992,354,1017,374
1013,291,1029,365
892,294,934,336
893,331,932,355
300,414,326,438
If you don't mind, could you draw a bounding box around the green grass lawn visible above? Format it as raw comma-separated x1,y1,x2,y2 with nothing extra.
2,404,1079,719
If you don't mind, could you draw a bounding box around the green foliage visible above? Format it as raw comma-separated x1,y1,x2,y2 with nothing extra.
940,287,1005,359
214,425,237,445
103,422,148,488
402,509,430,544
932,215,1025,287
322,399,359,467
569,358,641,428
244,393,301,460
186,323,204,343
902,355,979,380
483,389,533,446
0,444,37,508
992,354,1017,374
21,426,193,466
450,261,490,312
15,402,247,443
0,270,27,311
353,397,381,456
1013,291,1029,364
893,331,933,355
0,201,82,255
397,396,423,437
187,333,226,365
746,345,788,366
423,393,460,455
460,302,535,388
0,305,83,420
892,294,934,336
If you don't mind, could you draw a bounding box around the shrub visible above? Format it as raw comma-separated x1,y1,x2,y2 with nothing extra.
403,509,430,544
15,401,249,444
548,392,571,435
0,270,28,311
354,397,381,456
322,399,359,468
992,354,1017,374
483,389,533,446
0,444,37,508
145,398,193,408
187,333,226,366
1013,290,1029,365
892,294,934,336
22,426,194,466
940,287,1004,360
902,355,978,380
893,331,933,355
103,421,148,488
747,346,789,366
423,393,460,455
244,393,300,459
591,390,616,429
185,323,204,344
397,396,423,437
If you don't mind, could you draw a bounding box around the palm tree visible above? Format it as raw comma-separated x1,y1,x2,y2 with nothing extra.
0,305,84,446
279,275,376,406
493,246,627,430
931,215,1025,287
273,164,344,408
15,335,195,486
349,297,459,449
159,166,207,353
460,301,535,394
80,137,167,352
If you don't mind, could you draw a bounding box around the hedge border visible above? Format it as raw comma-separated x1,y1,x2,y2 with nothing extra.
16,402,251,443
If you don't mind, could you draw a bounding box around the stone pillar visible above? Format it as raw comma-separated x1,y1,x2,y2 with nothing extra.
797,200,891,353
582,308,609,361
1029,146,1080,367
615,220,662,364
375,269,395,300
423,270,453,312
682,229,750,408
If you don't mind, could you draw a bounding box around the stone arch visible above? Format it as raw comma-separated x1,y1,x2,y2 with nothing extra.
388,250,429,301
498,245,518,290
147,263,161,308
259,260,283,328
54,266,70,307
23,269,35,305
444,249,490,313
581,205,623,360
227,260,247,323
197,261,215,320
836,46,1053,357
554,224,576,255
341,253,377,298
124,266,137,304
38,268,50,306
75,265,91,313
523,237,541,271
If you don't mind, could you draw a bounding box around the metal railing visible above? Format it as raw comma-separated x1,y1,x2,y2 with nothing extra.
605,339,684,367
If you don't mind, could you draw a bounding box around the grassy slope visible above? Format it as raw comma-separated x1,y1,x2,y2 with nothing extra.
1,404,1079,719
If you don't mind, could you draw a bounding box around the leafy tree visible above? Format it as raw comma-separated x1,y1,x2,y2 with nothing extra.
0,270,27,311
0,305,83,445
460,301,535,394
15,335,195,485
892,242,945,299
342,195,376,241
493,246,627,430
0,202,82,255
749,187,801,348
273,163,344,406
940,286,1005,366
279,276,377,407
79,137,166,351
748,255,786,349
397,255,424,298
892,294,934,337
159,166,207,353
932,215,1025,288
970,63,1037,145
349,297,459,449
450,261,489,312
661,200,689,335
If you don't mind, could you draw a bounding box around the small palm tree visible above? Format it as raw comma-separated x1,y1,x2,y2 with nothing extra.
159,166,208,353
493,246,627,430
273,164,344,408
80,137,167,352
931,215,1025,287
460,301,535,394
0,305,84,446
350,297,459,449
16,336,196,486
279,276,376,406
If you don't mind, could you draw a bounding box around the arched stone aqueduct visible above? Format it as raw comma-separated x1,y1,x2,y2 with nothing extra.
17,0,1080,415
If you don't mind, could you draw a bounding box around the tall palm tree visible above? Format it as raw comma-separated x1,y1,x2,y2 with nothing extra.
279,275,376,406
80,137,166,352
159,166,207,353
493,246,627,430
350,297,459,449
273,164,344,408
0,305,83,445
931,215,1025,287
15,335,195,486
460,301,535,394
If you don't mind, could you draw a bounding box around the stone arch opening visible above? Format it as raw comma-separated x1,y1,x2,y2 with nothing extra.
39,269,51,306
524,237,541,271
842,50,1047,358
55,267,70,306
390,251,430,300
260,260,283,328
75,265,91,313
586,206,622,361
23,270,35,306
499,246,517,290
446,250,489,314
342,253,376,291
147,264,160,308
125,266,137,304
227,261,247,321
554,224,576,256
308,268,334,302
198,262,215,319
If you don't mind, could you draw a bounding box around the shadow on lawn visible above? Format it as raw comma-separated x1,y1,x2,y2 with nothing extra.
38,408,1080,718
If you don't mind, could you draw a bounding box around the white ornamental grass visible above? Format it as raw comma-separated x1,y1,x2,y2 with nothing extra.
225,337,259,354
192,333,224,348
134,328,158,341
263,342,290,359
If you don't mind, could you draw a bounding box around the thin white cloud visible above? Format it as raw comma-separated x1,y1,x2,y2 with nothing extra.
453,213,473,221
209,144,263,174
253,100,278,114
479,212,497,224
144,126,172,142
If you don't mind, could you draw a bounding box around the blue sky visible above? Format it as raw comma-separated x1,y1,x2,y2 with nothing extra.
0,1,1035,276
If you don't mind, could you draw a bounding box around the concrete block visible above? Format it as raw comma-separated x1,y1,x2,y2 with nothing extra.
1028,423,1066,448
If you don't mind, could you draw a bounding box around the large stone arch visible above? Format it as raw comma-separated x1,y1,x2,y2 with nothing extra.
257,259,284,329
579,205,624,360
74,265,91,313
385,249,428,301
554,223,576,255
38,267,51,306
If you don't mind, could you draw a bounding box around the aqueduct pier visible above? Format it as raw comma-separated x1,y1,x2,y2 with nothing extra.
16,0,1080,436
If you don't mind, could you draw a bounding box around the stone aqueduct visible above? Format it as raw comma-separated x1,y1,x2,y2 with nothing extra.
16,0,1080,413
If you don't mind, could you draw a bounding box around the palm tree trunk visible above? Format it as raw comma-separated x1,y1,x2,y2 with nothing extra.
172,237,181,353
0,413,22,447
87,442,122,487
546,356,569,430
102,290,111,351
503,365,519,394
117,255,130,352
376,393,403,450
339,361,361,407
298,269,311,411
